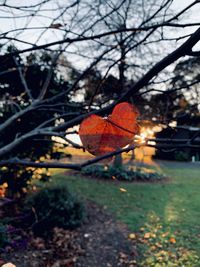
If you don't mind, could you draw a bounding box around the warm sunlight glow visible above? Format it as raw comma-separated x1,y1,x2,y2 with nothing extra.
135,127,155,144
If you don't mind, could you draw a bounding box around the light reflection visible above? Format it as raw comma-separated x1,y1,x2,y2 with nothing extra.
135,127,156,144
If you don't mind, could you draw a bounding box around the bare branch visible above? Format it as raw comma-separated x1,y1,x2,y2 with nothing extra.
12,56,34,101
120,27,200,100
1,22,200,59
0,144,137,170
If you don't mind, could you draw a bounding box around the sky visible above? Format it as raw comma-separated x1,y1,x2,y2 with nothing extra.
0,0,200,144
0,0,199,80
0,0,200,56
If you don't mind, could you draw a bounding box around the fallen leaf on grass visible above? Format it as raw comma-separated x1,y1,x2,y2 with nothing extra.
129,233,136,239
2,263,16,267
169,237,176,244
144,232,151,239
119,188,127,192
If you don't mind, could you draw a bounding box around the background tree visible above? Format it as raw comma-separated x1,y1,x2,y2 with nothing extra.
170,57,200,124
0,0,199,181
0,46,79,196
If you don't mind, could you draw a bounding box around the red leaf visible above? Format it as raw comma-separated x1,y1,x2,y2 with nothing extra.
79,102,139,156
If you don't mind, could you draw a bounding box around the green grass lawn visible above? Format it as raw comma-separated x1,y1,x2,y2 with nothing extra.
49,162,200,265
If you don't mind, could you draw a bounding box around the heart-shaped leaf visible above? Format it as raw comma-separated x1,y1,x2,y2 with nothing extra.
79,102,139,156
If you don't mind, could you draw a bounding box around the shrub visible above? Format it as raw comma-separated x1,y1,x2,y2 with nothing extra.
174,150,190,161
0,223,8,249
0,166,51,198
25,186,85,237
0,150,71,198
82,165,165,182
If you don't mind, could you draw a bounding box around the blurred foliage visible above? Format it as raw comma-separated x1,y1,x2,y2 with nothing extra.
171,57,200,120
0,223,8,249
0,222,28,251
82,164,165,181
0,46,77,197
25,186,85,237
0,166,51,197
174,151,190,162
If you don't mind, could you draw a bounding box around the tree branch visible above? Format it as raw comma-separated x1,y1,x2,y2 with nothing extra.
120,26,200,100
0,145,136,170
2,22,200,59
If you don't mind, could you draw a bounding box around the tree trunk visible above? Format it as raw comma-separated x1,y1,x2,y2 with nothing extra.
113,153,123,169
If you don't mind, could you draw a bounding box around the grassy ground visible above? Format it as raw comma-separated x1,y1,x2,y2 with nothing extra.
50,160,200,265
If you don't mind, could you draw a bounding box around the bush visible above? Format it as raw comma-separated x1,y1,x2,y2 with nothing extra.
0,149,70,198
0,223,8,249
174,150,190,161
82,165,165,182
0,166,51,198
25,186,85,237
